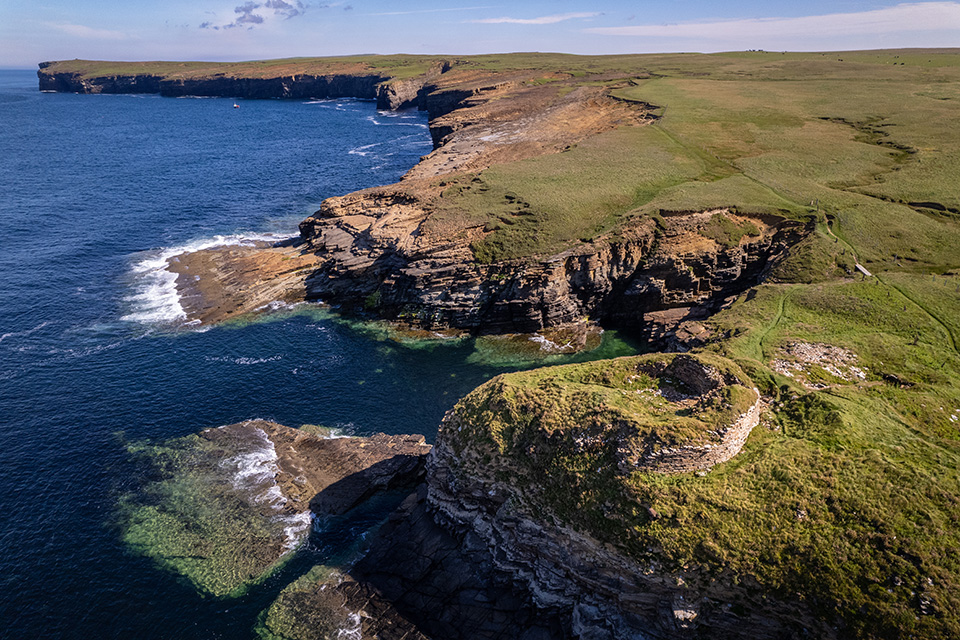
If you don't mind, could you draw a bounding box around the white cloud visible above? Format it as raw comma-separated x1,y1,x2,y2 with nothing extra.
370,6,494,17
585,2,960,40
200,0,309,30
46,23,129,40
471,12,600,25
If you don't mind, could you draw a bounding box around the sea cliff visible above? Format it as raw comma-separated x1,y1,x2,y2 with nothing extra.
42,51,960,639
37,59,444,109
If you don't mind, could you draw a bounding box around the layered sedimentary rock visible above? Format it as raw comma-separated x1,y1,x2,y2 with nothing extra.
167,203,803,341
299,202,804,339
36,61,438,110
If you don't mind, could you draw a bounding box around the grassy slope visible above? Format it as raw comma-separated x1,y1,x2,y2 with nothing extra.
448,51,960,262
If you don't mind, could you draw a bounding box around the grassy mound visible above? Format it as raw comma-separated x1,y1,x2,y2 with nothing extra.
443,352,758,536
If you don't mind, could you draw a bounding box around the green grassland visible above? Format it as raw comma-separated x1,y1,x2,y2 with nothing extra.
445,51,960,263
236,49,942,264
40,55,442,81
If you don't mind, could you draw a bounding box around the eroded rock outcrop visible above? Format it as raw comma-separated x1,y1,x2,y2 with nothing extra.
309,353,829,639
256,354,816,640
177,202,803,335
119,420,430,597
294,206,803,341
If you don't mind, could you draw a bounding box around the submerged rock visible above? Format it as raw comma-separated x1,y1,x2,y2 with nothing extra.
257,565,430,640
119,420,430,597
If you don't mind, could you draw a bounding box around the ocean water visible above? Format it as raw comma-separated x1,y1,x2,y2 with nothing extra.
0,69,639,639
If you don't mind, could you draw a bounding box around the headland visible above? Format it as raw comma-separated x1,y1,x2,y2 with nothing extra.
41,50,960,639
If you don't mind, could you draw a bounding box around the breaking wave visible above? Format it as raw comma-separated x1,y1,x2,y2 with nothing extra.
120,232,294,325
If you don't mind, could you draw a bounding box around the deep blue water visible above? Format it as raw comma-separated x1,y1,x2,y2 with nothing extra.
0,69,639,639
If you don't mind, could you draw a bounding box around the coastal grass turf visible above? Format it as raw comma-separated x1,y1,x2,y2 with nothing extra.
40,55,442,81
425,50,960,263
686,274,960,637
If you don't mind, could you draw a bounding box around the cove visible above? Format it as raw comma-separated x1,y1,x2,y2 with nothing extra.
0,69,639,639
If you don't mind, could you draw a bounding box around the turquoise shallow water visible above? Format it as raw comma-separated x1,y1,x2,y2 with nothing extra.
0,69,639,638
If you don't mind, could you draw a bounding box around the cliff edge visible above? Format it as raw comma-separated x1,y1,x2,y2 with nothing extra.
50,51,960,639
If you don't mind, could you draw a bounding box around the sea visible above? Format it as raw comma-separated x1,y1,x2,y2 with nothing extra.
0,69,639,639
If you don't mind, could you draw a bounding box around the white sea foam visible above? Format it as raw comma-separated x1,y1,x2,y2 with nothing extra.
121,232,295,325
279,511,313,551
220,426,314,552
366,114,428,129
205,354,283,365
252,300,306,314
348,142,381,157
257,484,286,506
305,100,350,111
336,613,363,640
223,427,279,492
529,334,563,352
0,321,50,344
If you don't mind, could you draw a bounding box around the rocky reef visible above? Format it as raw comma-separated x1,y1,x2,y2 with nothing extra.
120,420,430,597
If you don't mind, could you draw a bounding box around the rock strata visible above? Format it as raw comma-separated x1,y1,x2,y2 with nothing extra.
294,206,804,339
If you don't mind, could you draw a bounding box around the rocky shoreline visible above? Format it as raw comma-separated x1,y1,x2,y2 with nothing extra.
38,60,807,345
256,354,830,639
46,60,827,638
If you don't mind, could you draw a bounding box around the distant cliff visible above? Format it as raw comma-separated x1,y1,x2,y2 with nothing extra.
37,59,448,110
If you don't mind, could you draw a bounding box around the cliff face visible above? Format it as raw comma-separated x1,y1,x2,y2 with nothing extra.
36,62,437,109
299,202,804,339
37,64,162,94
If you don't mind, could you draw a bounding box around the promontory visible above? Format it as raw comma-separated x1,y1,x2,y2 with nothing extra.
41,50,960,639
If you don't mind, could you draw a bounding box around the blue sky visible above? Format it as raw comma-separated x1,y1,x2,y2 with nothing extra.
1,1,958,68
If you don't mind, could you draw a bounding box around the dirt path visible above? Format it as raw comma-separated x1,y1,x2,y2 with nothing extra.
826,215,959,356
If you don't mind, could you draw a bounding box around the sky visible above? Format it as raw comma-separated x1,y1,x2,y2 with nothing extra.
1,0,958,68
